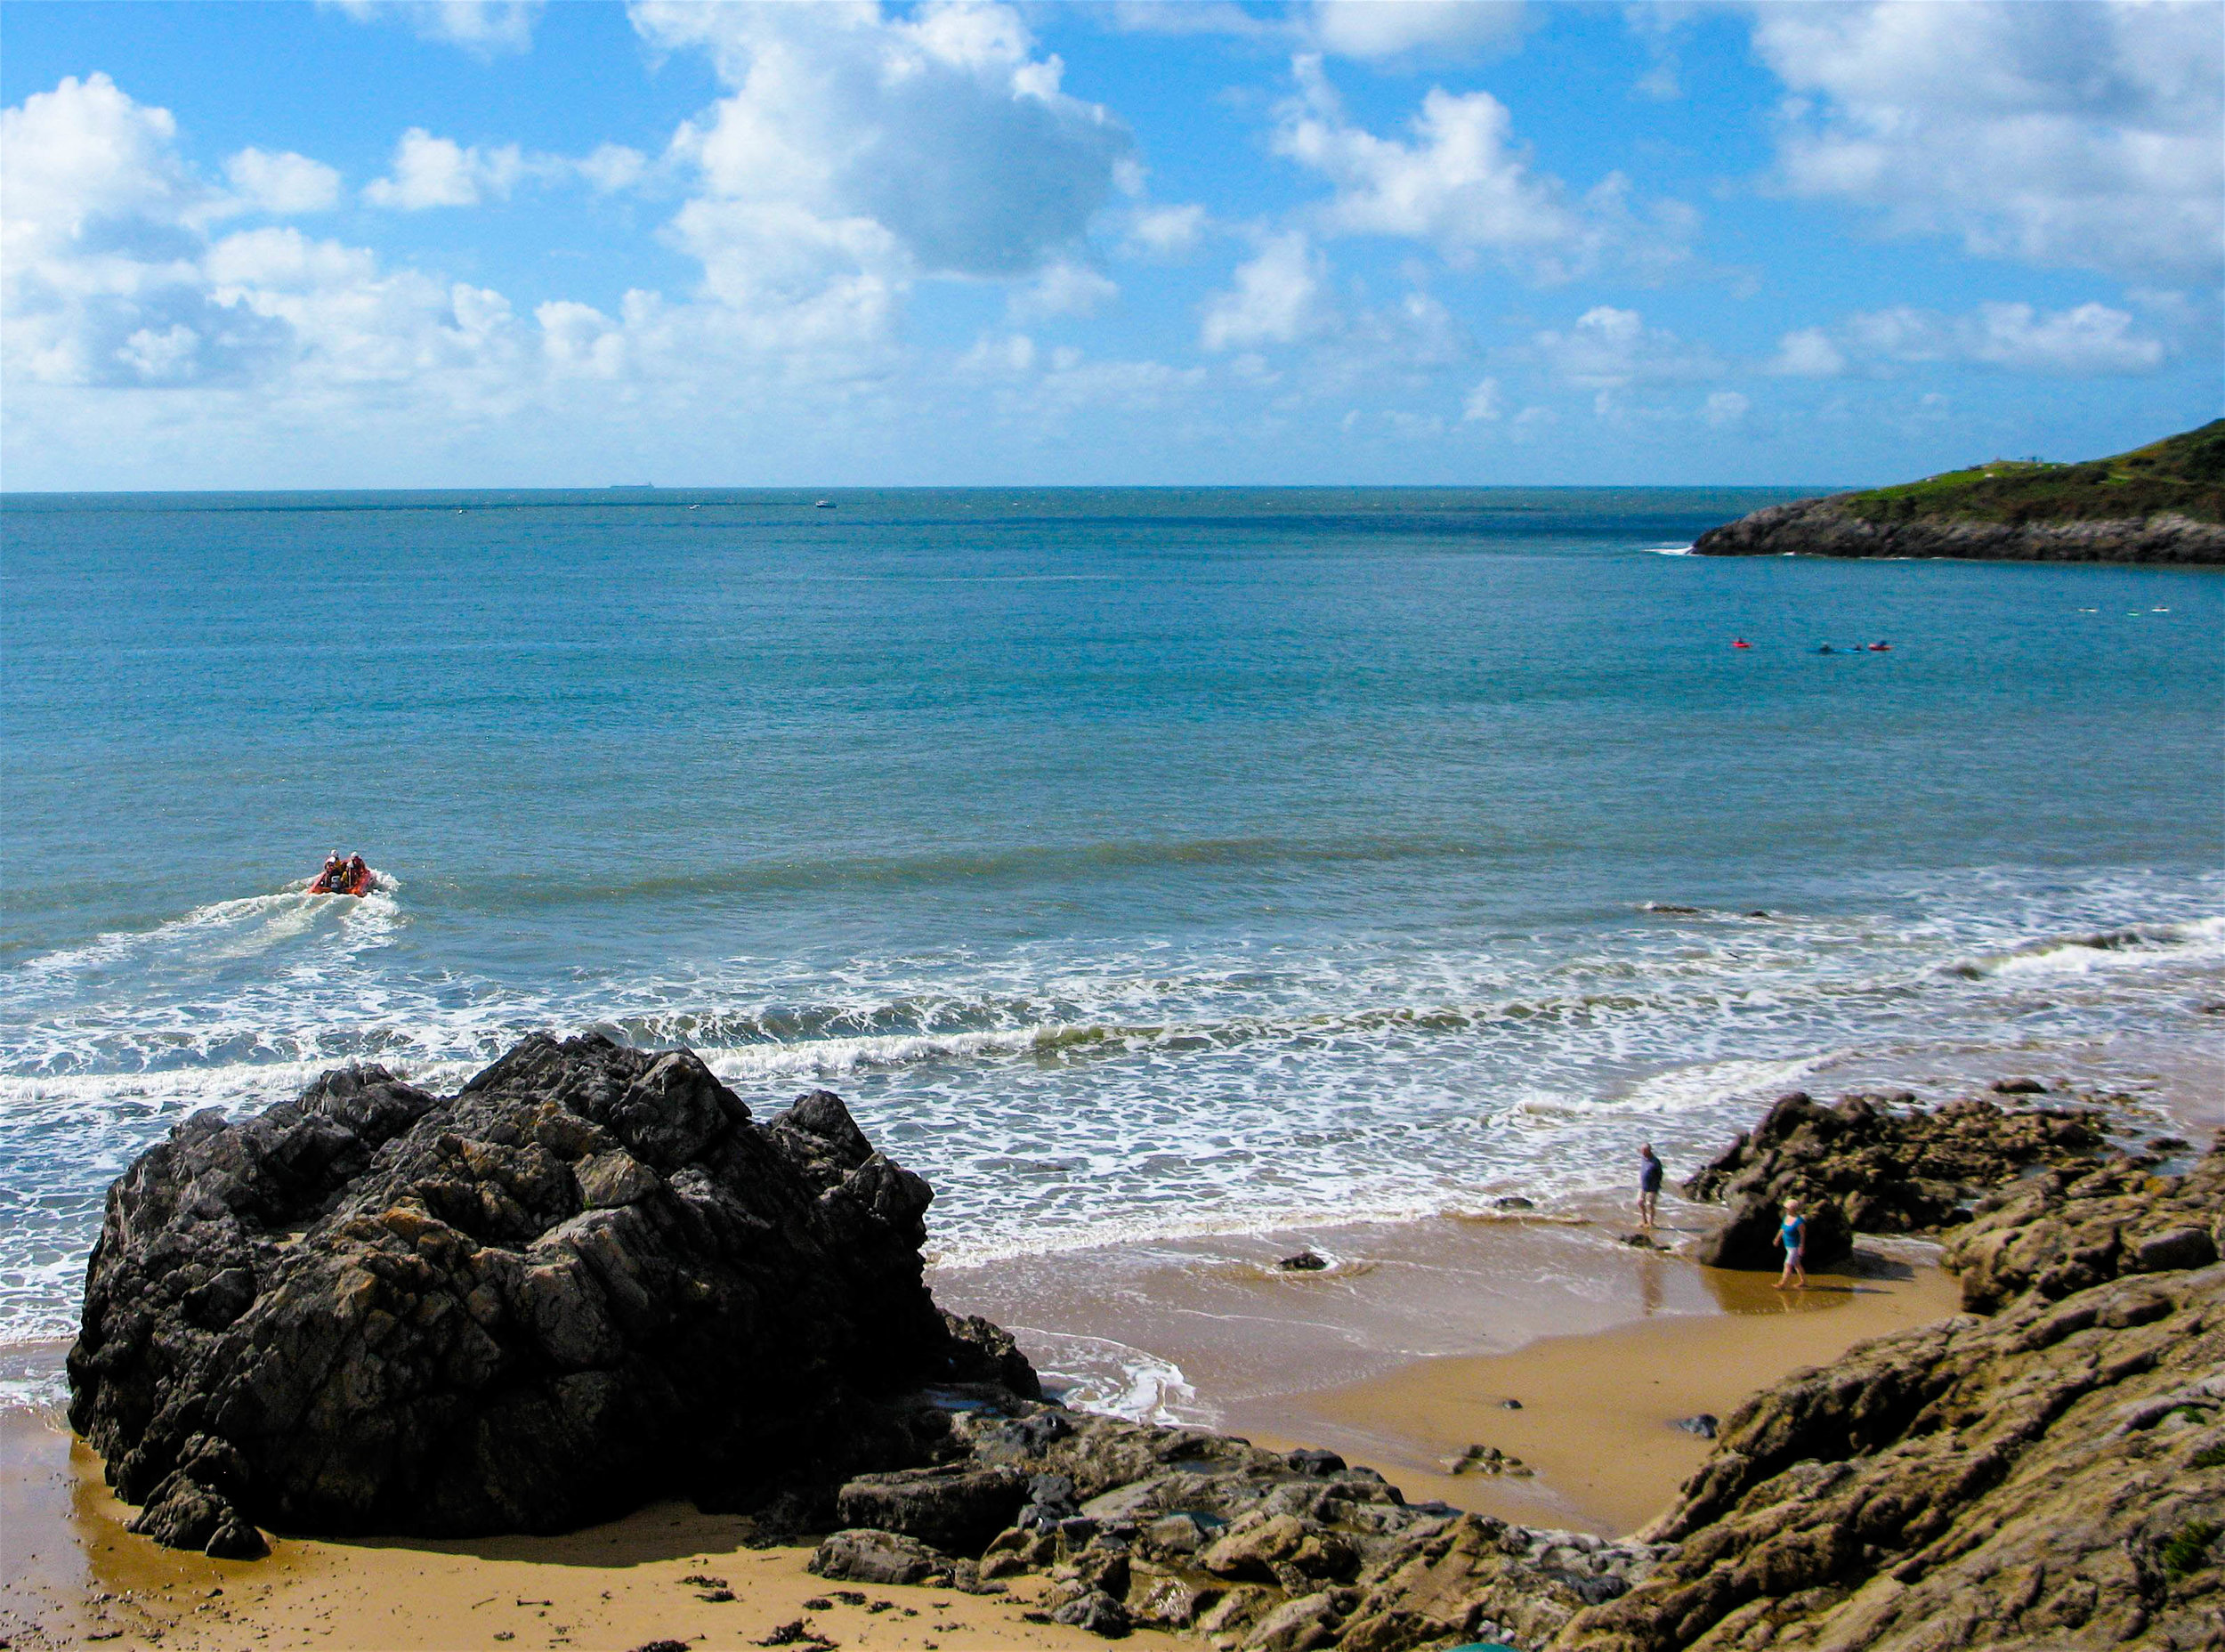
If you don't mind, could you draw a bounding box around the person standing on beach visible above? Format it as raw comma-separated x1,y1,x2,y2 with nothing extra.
1775,1199,1808,1290
1637,1143,1663,1232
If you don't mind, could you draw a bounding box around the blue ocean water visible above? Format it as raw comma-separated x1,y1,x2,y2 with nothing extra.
3,488,2221,1348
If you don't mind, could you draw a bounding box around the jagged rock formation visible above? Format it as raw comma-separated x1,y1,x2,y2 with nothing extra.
813,1413,1670,1648
1945,1138,2222,1311
1681,1089,2106,1270
68,1034,1028,1555
1557,1138,2225,1651
1693,419,2225,564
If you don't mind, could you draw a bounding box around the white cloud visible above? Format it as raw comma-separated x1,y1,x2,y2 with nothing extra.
1,75,280,388
205,227,376,291
638,2,1129,283
577,143,649,194
222,148,343,215
1958,303,2169,374
323,1,543,56
1851,301,2166,375
2,72,213,246
1272,56,1690,280
1767,327,1847,378
1201,232,1331,352
1109,1,1527,63
1752,0,2224,279
1106,2,1278,41
1703,389,1750,427
1779,300,2167,377
1524,305,1719,387
1461,375,1502,421
1121,202,1209,260
1008,262,1118,322
363,128,538,208
362,130,648,208
1307,1,1527,62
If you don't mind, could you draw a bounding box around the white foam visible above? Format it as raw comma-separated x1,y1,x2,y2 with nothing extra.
1596,1050,1851,1115
1944,915,2225,982
1015,1328,1201,1426
3,865,2221,1346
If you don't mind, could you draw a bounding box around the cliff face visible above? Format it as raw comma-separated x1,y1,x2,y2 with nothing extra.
1694,418,2225,564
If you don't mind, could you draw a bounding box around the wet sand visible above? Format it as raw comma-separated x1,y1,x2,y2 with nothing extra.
934,1203,1962,1535
1224,1259,1962,1534
0,1406,1175,1652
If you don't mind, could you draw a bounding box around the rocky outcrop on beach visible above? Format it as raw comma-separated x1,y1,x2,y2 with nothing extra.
804,1138,2224,1651
1680,1089,2107,1270
1689,498,2225,563
811,1410,1671,1648
1557,1136,2225,1652
68,1034,1027,1555
1945,1136,2222,1311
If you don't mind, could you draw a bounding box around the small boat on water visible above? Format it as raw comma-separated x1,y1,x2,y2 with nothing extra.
814,498,837,509
309,854,376,897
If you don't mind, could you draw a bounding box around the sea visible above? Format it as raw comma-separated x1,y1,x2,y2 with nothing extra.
4,487,2221,1387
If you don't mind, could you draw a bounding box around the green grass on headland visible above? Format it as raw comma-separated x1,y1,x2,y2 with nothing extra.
1841,419,2225,526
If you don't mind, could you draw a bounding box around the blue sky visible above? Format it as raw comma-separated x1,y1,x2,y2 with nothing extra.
3,0,2218,488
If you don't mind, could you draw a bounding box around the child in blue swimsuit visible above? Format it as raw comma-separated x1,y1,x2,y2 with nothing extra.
1775,1199,1808,1290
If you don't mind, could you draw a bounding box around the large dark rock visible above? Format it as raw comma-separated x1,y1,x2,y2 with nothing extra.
1685,1089,2106,1271
834,1462,1030,1555
68,1033,1032,1551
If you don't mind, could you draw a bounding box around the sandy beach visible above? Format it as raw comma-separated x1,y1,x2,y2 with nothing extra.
4,1194,1964,1652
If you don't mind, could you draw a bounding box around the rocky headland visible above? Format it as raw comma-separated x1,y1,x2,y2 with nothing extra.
1693,418,2225,564
69,1038,2224,1651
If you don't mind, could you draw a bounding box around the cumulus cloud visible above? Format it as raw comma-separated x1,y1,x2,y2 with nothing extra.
222,148,344,215
1703,389,1750,427
1766,327,1847,378
1461,375,1503,421
322,1,543,57
1110,1,1527,62
1776,301,2167,377
639,2,1129,293
1,73,585,402
1121,202,1209,260
1008,261,1119,322
1200,232,1331,352
1272,56,1691,280
577,143,650,195
1,74,279,387
1524,305,1720,387
1307,1,1527,62
1860,301,2166,375
363,128,538,208
1752,0,2224,279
